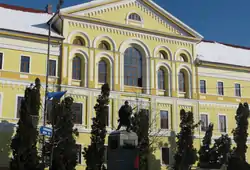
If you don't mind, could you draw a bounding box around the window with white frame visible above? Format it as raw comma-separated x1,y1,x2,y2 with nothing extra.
217,81,224,95
161,147,169,165
48,59,56,76
76,144,82,164
235,83,241,97
106,105,110,127
16,96,24,118
160,110,168,129
200,80,206,94
104,145,108,164
46,100,53,123
200,114,208,131
0,52,3,69
20,55,30,73
72,103,83,124
219,115,227,133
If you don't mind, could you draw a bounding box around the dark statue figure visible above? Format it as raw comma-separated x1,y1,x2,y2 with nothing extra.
117,101,133,132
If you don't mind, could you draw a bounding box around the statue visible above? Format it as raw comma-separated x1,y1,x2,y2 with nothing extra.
117,101,133,132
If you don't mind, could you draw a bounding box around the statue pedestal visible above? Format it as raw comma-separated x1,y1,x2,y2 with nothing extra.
107,130,139,170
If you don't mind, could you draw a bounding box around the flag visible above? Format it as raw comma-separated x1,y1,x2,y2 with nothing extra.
47,91,67,100
134,155,139,169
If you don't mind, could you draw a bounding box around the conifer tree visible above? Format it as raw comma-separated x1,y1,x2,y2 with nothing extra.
173,109,200,170
83,83,110,170
10,78,41,170
232,102,249,161
198,123,214,168
209,134,231,169
47,97,79,170
228,103,250,170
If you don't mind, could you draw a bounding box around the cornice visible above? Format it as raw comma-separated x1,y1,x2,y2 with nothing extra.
0,29,64,43
63,14,196,47
199,61,250,72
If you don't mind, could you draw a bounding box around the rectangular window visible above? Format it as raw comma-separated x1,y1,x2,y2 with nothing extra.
200,80,206,94
200,114,208,131
160,110,168,129
16,96,24,118
106,105,110,127
235,83,241,97
76,144,82,164
104,145,108,164
0,52,3,69
20,56,30,73
161,147,169,165
217,82,224,95
48,60,56,76
219,115,227,133
72,103,83,124
46,100,53,122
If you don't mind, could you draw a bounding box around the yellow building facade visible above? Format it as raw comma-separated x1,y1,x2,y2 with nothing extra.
1,0,250,169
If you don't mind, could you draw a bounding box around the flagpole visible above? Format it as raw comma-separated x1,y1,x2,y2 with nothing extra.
42,1,64,166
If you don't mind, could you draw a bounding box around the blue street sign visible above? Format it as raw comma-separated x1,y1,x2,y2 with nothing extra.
40,126,52,137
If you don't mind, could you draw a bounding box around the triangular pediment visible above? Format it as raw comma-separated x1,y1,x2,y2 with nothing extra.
61,0,203,39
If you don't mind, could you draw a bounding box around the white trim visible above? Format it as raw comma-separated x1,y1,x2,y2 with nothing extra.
153,45,173,60
75,143,83,165
155,62,172,97
125,11,144,27
160,147,170,166
199,79,207,94
119,38,151,94
199,113,210,132
19,55,31,74
48,58,58,77
67,30,91,47
15,94,24,119
218,113,228,134
216,80,224,96
0,42,60,56
72,101,85,126
174,48,192,62
0,92,3,118
95,52,114,90
69,48,89,87
0,51,4,70
234,82,241,97
93,34,117,51
177,64,192,99
159,110,170,130
198,72,250,81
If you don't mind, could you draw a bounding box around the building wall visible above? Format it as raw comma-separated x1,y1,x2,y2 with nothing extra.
0,1,250,170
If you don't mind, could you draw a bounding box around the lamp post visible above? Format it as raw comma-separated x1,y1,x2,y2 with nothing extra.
42,0,64,166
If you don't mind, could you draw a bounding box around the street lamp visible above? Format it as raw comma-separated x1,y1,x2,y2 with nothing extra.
42,0,64,166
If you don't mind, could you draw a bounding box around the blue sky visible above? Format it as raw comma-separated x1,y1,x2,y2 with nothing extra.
1,0,250,46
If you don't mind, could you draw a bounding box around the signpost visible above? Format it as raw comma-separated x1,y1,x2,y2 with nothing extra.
40,126,52,137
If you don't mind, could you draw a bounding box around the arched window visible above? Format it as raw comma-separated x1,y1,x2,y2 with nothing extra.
178,71,185,92
98,60,107,83
98,41,111,50
158,69,165,90
158,50,168,59
128,13,141,21
73,37,85,46
179,53,188,62
124,47,142,87
72,56,81,80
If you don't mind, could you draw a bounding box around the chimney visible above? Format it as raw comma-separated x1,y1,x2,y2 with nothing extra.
45,4,52,14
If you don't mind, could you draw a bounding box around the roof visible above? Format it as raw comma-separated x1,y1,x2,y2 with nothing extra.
197,40,250,67
61,0,203,39
0,3,62,38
